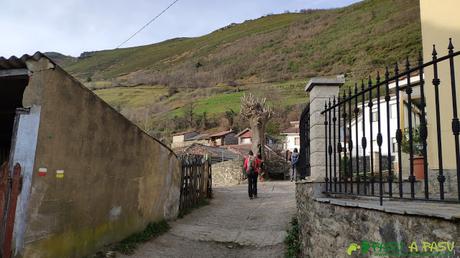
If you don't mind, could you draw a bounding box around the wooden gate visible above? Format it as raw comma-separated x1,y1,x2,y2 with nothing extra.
179,154,212,213
0,162,22,258
298,104,310,178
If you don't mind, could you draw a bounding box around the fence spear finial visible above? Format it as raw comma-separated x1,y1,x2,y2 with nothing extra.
418,51,423,65
432,44,438,58
405,57,410,71
448,38,454,53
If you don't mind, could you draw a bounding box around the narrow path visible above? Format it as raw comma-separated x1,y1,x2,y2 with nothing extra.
120,181,296,258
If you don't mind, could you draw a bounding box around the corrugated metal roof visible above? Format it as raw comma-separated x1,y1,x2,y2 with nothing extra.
0,52,51,70
209,130,234,138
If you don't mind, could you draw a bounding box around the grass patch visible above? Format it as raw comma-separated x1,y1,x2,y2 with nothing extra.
114,220,170,255
178,198,210,218
285,217,301,258
84,220,170,257
94,85,167,109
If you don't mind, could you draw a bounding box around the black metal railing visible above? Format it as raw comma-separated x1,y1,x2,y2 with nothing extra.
321,39,460,205
299,104,311,179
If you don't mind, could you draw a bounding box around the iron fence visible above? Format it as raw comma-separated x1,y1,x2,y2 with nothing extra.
179,154,212,212
321,39,460,205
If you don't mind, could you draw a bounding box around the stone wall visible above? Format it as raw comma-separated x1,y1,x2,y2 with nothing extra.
296,182,460,258
212,159,245,187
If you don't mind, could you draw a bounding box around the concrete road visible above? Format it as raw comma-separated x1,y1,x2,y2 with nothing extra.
120,181,296,258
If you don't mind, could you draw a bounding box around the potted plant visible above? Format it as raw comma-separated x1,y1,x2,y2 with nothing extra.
401,125,425,180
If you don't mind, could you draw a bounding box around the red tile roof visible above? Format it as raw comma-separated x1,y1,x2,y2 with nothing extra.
236,128,251,137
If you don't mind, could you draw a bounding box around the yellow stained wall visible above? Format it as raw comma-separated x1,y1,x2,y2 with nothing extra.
17,58,181,258
420,0,460,170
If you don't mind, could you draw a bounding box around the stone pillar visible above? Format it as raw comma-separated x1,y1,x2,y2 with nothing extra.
305,76,344,182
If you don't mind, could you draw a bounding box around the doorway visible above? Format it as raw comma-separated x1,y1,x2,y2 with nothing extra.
0,75,28,165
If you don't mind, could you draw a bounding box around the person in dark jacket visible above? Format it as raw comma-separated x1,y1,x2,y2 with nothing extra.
290,148,299,182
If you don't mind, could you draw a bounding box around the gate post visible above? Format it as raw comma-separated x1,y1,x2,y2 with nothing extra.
306,76,344,184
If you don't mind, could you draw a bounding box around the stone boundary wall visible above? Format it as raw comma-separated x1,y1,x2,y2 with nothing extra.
296,182,460,258
212,159,245,187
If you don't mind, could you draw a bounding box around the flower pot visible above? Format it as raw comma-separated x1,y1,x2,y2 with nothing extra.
413,156,425,180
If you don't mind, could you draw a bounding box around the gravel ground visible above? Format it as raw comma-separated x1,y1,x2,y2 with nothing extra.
119,181,296,258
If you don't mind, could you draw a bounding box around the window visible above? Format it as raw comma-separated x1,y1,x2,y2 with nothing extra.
390,104,397,119
241,138,251,144
295,137,300,145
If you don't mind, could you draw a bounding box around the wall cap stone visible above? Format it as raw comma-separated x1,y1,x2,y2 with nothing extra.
305,75,345,92
314,196,460,221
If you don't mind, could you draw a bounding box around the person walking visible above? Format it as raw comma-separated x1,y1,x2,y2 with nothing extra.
244,150,261,199
290,148,299,182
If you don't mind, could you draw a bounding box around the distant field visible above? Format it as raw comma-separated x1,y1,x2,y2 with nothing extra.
94,86,167,109
167,80,308,117
92,80,308,124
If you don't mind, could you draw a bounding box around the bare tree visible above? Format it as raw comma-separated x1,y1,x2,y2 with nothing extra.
224,109,237,128
184,102,196,128
240,93,273,159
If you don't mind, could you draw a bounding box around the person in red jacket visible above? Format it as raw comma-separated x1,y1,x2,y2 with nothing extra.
244,150,262,199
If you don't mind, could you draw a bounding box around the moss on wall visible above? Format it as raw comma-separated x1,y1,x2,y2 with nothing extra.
15,60,181,258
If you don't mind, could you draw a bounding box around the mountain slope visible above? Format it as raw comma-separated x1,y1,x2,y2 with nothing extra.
63,0,421,89
53,0,422,142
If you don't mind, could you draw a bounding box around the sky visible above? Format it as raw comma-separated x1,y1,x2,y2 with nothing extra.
0,0,361,57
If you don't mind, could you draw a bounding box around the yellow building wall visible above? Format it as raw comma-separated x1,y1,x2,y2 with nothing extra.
420,0,460,170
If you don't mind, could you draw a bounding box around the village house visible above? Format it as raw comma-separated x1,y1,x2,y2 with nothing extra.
347,75,422,174
235,128,252,145
170,131,211,149
171,131,199,148
207,129,237,146
281,121,300,151
235,128,275,146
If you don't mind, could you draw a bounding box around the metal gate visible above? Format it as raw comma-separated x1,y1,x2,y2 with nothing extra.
298,104,310,178
0,162,22,258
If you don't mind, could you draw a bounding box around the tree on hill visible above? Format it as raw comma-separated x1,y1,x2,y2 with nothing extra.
240,93,273,159
224,109,237,129
184,102,196,128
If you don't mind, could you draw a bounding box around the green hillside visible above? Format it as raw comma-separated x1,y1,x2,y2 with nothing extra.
64,0,421,87
55,0,422,142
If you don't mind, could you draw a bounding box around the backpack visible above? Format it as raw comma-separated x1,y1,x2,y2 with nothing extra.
246,157,255,175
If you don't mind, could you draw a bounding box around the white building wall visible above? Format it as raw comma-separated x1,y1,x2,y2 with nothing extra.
284,134,300,152
348,96,420,158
